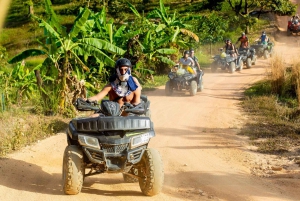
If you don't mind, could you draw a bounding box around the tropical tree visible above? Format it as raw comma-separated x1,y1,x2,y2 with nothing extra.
127,0,200,73
8,0,125,115
226,0,297,33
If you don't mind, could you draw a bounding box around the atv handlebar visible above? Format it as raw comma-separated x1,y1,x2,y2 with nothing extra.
74,98,100,111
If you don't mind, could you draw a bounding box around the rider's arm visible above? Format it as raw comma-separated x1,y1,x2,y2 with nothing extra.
88,83,112,102
189,57,195,67
194,56,201,70
132,77,142,90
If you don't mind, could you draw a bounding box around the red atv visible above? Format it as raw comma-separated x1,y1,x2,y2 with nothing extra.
287,19,300,35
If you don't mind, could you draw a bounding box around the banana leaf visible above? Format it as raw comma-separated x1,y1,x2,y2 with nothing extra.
79,38,125,55
156,56,176,66
156,48,177,54
180,28,199,42
77,45,115,67
107,23,113,44
32,16,61,40
114,25,126,38
127,2,141,18
8,49,46,64
69,8,91,39
44,0,62,34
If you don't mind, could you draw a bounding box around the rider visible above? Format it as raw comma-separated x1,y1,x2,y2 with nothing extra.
235,32,249,50
189,48,201,72
189,48,204,88
224,39,238,58
87,58,142,113
259,31,269,45
179,50,196,74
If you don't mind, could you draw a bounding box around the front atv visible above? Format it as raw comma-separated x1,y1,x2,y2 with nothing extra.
62,97,164,196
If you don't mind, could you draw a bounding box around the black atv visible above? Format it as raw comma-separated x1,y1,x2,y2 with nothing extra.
250,41,274,59
237,47,257,68
165,66,202,96
211,49,243,73
62,96,164,196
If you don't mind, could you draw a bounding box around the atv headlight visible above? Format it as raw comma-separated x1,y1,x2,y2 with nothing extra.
78,135,100,149
131,133,151,149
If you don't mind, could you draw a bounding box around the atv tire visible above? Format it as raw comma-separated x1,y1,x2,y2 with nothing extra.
165,81,173,96
138,148,164,196
246,58,252,68
252,55,256,65
197,79,204,92
211,61,218,73
237,59,243,71
62,145,84,195
229,62,235,73
263,50,269,59
189,80,197,96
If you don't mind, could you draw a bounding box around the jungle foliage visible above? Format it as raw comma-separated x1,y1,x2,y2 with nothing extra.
1,0,297,116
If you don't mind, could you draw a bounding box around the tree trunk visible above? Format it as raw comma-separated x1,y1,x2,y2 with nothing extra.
245,0,249,34
59,55,69,114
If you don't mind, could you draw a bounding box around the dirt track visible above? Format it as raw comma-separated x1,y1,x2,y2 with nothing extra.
1,10,300,201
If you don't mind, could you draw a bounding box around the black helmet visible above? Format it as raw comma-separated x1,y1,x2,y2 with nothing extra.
189,48,194,52
225,39,231,43
115,58,132,68
184,50,190,55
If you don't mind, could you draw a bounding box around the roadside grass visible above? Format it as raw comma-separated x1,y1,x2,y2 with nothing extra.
240,56,300,155
0,108,68,156
142,75,169,91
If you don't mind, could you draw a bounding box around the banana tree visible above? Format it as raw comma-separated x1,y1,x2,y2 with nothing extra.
8,1,125,115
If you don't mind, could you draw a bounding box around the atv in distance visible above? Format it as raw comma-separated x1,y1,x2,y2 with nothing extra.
62,97,164,196
211,48,243,73
250,40,274,59
237,47,257,68
287,19,300,35
165,65,202,96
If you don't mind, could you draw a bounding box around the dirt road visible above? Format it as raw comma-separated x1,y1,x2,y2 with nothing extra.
1,12,300,201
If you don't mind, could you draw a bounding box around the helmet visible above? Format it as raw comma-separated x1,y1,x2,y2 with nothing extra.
115,58,132,81
242,32,245,36
221,52,226,58
262,31,266,35
189,48,194,52
184,50,190,55
115,58,132,68
225,39,231,44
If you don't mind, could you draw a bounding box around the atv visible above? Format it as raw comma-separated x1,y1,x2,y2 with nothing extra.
287,19,300,35
211,49,243,73
237,47,257,68
250,40,274,59
62,96,164,196
165,65,203,96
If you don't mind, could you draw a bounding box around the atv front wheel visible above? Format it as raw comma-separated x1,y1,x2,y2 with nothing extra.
237,59,243,71
138,148,164,196
211,61,218,73
189,80,197,96
62,145,84,195
197,79,204,92
246,58,252,68
165,81,173,96
252,55,256,65
263,50,269,59
229,62,236,73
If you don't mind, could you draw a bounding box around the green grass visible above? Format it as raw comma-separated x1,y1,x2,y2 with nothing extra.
142,75,169,91
240,80,300,154
0,108,68,156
